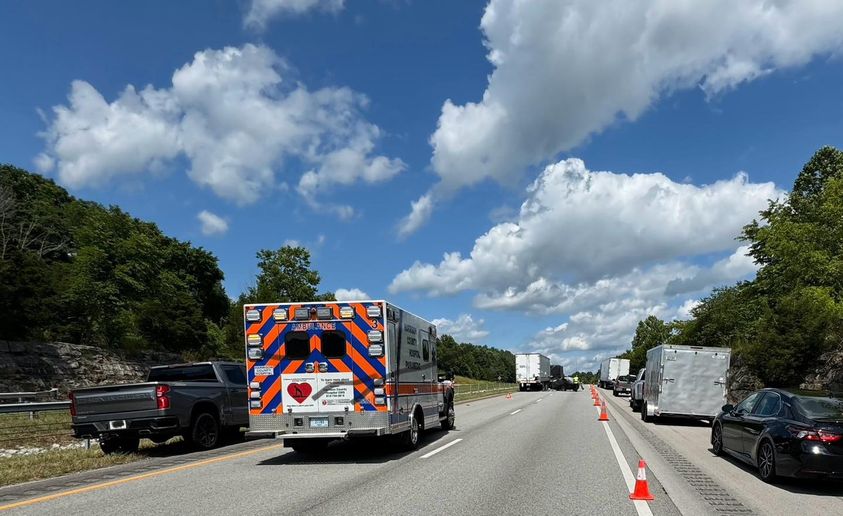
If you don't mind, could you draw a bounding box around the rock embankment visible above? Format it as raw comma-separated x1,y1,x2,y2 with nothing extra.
0,341,182,395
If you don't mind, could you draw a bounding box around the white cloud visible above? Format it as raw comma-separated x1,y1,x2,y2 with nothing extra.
397,193,434,238
335,288,371,301
390,158,780,297
39,45,401,216
402,0,843,234
432,314,489,342
197,210,229,236
392,158,777,367
245,0,344,30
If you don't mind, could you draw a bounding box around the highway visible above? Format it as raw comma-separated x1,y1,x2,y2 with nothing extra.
0,389,680,515
1,388,841,515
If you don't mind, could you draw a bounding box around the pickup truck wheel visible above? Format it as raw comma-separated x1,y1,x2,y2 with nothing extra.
440,402,456,431
188,412,220,450
613,389,619,397
641,403,650,422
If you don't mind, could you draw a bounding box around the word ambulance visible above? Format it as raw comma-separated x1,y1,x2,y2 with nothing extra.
244,300,456,452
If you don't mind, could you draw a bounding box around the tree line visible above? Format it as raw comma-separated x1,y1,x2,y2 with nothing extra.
0,164,334,358
619,147,843,386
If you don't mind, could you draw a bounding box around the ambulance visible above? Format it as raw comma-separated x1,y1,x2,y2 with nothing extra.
243,300,456,452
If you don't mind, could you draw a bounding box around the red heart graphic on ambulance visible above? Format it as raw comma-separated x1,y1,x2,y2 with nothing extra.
287,382,312,404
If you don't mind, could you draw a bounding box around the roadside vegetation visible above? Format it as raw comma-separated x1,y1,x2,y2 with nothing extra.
0,447,141,487
620,147,843,386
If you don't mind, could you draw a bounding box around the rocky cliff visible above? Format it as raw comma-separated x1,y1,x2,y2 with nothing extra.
800,347,843,392
0,341,182,396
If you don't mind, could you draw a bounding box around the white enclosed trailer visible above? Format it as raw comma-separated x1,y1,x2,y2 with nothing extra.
515,353,551,391
641,345,730,423
598,358,630,388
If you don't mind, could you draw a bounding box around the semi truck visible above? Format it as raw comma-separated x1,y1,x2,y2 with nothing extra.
243,300,455,452
598,358,630,388
641,345,731,423
515,353,550,391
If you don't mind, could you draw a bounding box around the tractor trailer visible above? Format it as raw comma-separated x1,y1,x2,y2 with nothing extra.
516,353,551,391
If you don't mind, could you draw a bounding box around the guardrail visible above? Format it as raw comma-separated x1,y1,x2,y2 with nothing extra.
0,388,59,402
0,401,71,415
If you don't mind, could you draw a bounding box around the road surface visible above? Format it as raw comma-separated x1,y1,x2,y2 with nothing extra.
0,389,680,515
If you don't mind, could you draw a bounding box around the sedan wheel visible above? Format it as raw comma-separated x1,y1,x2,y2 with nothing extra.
758,441,777,483
712,424,723,456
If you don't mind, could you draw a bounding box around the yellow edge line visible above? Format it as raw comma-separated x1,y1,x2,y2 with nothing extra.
0,443,283,511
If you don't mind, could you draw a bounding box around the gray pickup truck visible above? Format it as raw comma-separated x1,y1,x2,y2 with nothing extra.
70,362,248,454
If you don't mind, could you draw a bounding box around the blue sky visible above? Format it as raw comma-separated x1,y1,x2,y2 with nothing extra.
2,0,842,371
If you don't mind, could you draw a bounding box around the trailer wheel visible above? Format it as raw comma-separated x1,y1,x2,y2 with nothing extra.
641,402,651,422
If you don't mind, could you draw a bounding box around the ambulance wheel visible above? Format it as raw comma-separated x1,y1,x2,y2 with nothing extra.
441,402,455,431
401,412,421,450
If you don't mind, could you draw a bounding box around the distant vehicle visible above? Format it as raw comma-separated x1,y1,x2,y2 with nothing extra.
70,362,248,454
516,353,551,391
630,368,646,411
550,364,564,379
613,374,635,397
243,300,455,453
712,388,843,483
642,345,730,423
561,376,581,391
598,358,630,389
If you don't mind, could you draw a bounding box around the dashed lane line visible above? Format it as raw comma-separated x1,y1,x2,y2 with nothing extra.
420,439,463,459
510,409,522,415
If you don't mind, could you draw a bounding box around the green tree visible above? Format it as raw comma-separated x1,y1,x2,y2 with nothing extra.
221,245,335,357
621,315,672,372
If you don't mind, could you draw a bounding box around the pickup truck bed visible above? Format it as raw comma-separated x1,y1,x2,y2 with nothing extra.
71,362,248,454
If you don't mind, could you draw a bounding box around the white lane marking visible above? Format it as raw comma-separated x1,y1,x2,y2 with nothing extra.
536,398,543,403
510,409,522,415
420,438,463,459
597,404,654,516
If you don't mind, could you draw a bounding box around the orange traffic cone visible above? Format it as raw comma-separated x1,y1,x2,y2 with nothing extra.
629,460,655,501
593,395,601,406
598,401,609,421
506,392,512,400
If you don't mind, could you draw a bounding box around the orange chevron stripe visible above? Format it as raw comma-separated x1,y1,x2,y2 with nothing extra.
260,377,281,408
328,358,351,373
283,360,304,375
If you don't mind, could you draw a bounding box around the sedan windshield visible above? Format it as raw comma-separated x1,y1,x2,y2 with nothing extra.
794,396,843,419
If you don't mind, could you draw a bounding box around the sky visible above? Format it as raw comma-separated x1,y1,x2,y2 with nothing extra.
2,0,843,372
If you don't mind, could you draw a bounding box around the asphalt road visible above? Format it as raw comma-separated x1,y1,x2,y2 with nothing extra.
1,389,680,515
602,390,843,516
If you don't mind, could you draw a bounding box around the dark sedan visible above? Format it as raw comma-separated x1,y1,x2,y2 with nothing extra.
711,388,843,482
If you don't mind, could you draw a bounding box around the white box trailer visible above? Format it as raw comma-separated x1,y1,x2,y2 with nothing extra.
598,358,630,388
516,353,550,391
642,345,730,423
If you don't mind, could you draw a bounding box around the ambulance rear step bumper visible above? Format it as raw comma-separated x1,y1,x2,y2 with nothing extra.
245,428,388,440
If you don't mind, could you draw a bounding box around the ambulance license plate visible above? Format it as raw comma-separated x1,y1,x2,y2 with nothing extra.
309,417,329,428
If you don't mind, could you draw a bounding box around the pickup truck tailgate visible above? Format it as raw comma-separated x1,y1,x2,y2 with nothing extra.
74,383,158,416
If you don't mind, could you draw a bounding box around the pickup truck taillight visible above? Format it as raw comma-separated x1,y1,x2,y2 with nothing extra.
156,385,171,410
69,392,77,417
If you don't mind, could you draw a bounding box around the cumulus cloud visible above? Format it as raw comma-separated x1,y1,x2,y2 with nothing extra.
245,0,344,30
397,193,435,238
432,314,490,342
401,0,843,234
38,45,402,215
334,288,371,301
390,158,780,297
392,158,779,368
197,210,229,236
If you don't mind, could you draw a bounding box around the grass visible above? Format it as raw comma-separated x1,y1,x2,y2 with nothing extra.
453,377,516,403
0,447,142,487
0,412,75,449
